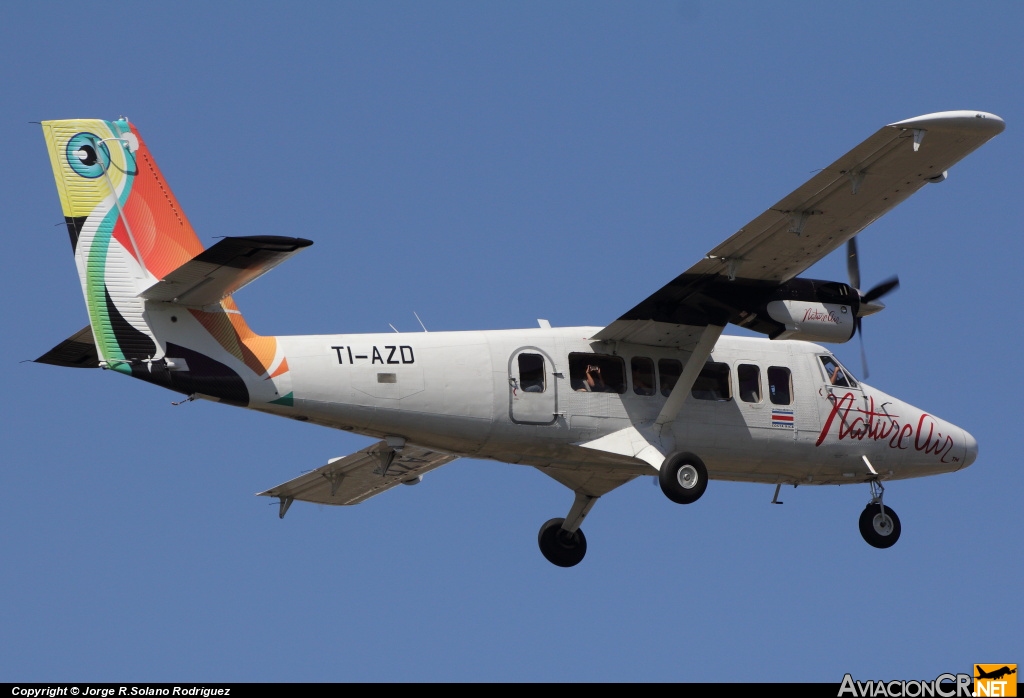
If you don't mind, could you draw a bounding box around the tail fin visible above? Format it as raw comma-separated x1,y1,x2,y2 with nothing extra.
41,120,302,409
42,119,206,373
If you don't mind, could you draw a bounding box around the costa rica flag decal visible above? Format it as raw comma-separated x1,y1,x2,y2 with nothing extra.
772,409,795,428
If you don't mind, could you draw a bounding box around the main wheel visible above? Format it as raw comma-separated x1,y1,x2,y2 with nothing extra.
659,452,708,504
537,517,587,567
859,503,902,549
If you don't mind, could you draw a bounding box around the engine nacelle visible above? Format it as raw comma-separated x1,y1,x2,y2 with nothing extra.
766,300,856,343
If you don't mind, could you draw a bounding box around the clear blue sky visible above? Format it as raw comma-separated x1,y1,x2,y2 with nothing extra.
2,1,1020,682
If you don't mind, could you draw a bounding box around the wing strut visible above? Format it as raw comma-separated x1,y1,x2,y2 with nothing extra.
655,324,724,427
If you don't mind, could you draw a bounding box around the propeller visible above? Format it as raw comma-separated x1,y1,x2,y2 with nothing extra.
846,237,900,379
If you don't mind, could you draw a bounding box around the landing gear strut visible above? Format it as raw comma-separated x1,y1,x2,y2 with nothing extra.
859,479,901,548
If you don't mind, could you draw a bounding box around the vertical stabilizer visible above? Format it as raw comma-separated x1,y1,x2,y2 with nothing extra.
42,119,205,373
41,120,294,409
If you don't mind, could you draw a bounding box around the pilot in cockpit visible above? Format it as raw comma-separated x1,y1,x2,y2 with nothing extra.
820,356,852,387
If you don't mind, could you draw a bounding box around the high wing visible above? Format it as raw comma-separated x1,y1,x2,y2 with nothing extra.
139,235,312,306
258,441,458,514
595,111,1005,347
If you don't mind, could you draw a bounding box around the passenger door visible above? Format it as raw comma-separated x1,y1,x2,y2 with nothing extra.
509,348,557,425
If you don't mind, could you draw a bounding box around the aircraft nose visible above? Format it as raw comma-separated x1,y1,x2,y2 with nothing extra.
961,429,979,469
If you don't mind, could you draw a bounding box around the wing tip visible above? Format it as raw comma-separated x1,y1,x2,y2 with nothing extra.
888,110,1005,135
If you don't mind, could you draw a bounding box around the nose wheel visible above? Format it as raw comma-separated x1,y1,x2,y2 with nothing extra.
538,517,588,567
858,479,901,548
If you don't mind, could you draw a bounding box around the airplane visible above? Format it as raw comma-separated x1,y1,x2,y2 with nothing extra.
975,667,1017,681
35,110,1003,567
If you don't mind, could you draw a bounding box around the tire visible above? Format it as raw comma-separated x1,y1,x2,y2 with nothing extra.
537,517,587,567
859,503,902,549
659,452,708,504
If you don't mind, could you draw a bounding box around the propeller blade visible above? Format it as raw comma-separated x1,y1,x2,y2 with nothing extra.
846,238,861,291
863,276,900,304
856,316,869,380
846,239,895,379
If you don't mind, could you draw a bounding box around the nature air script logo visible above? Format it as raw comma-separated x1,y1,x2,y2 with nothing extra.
816,393,961,465
802,306,842,324
975,665,1017,697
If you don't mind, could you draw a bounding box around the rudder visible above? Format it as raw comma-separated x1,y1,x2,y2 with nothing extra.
41,119,296,410
42,118,206,373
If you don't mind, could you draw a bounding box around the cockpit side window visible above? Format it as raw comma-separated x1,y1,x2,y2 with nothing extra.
819,355,856,388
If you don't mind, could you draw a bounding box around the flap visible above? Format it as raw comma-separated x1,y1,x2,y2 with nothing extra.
139,235,312,306
258,441,458,507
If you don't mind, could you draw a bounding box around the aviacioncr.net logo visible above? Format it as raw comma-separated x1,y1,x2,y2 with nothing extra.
838,673,973,697
974,665,1017,697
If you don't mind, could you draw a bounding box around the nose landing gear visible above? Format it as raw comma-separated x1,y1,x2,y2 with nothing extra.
859,479,901,548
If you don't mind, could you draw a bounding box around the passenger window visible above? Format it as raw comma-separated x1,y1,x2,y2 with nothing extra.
819,355,856,388
518,353,545,393
737,364,761,403
631,357,656,396
692,362,731,401
768,366,792,405
659,359,682,397
568,353,626,394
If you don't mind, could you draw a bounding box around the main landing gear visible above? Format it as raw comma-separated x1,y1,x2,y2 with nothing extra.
537,491,597,567
859,479,901,549
538,518,587,567
658,452,708,505
537,453,712,567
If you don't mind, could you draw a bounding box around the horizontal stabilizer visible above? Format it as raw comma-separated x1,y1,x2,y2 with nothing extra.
258,441,458,508
139,235,313,306
35,326,99,368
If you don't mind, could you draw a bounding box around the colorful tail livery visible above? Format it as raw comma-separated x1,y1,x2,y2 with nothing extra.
38,118,311,407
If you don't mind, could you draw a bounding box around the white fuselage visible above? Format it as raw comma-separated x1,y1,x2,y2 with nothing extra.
253,327,976,486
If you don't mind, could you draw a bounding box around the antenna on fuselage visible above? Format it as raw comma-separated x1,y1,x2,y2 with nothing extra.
413,312,429,332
